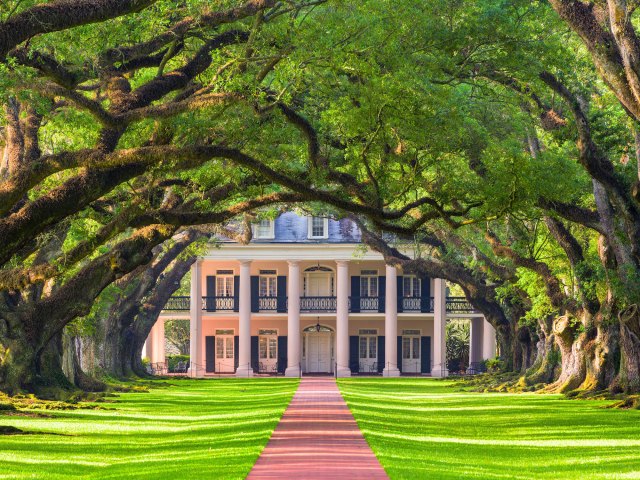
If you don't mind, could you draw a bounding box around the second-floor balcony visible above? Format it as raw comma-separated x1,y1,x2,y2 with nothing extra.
300,296,337,312
162,295,477,314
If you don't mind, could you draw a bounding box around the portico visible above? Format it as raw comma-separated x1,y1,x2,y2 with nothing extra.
153,213,496,377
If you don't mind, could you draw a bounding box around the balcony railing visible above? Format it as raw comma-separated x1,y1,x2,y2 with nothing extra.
162,295,478,314
446,296,478,313
402,296,423,312
202,296,236,311
163,296,190,311
356,297,384,312
258,296,279,311
300,296,337,312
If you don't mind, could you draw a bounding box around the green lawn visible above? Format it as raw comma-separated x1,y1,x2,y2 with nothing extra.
338,378,640,480
4,377,640,480
0,378,298,479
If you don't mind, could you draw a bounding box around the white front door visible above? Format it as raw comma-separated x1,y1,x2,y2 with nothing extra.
306,332,332,373
216,335,235,373
402,335,421,373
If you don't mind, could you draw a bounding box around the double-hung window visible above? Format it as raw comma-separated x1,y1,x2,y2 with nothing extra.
359,329,377,359
254,219,275,239
258,329,278,360
308,216,329,239
402,337,420,359
402,330,420,360
216,270,234,297
259,270,277,297
360,270,378,298
215,329,234,360
403,275,421,297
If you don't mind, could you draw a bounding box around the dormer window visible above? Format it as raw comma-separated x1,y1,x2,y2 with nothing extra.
253,219,275,239
308,216,329,239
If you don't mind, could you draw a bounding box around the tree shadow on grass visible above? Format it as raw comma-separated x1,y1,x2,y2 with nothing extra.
1,425,72,436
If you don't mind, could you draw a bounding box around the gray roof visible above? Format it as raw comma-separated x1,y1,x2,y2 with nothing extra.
215,212,362,244
253,212,361,244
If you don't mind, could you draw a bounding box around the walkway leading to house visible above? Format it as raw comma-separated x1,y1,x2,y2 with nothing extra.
247,377,389,479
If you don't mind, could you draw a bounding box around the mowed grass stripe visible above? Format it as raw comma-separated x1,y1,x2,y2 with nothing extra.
0,378,299,479
338,378,640,480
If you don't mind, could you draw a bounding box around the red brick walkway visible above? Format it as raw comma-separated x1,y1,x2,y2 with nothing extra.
247,377,388,479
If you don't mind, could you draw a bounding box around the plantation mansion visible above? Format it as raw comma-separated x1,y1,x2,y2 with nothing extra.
148,212,496,377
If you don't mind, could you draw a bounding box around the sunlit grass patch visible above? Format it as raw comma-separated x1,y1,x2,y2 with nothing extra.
338,378,640,480
0,378,298,479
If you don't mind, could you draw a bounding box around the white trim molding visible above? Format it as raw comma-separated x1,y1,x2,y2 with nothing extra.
204,243,413,261
307,216,329,239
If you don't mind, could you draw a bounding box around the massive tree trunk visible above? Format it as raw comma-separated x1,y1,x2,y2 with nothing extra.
517,325,536,372
121,255,197,377
548,309,619,394
61,332,106,392
98,229,201,378
30,332,75,398
548,315,587,393
525,316,559,385
615,304,640,393
0,322,43,395
582,315,617,392
0,224,176,393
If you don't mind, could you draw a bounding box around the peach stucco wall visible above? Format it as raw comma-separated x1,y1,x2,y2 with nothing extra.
199,316,435,367
197,259,435,298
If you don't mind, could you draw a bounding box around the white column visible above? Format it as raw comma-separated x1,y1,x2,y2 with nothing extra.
146,328,155,363
189,260,203,377
285,260,301,377
236,260,253,377
383,264,400,377
432,278,448,377
148,320,165,365
144,335,152,361
468,317,484,372
336,260,351,377
482,319,497,360
156,320,166,366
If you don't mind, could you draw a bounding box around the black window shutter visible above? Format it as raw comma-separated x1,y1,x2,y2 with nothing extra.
205,336,215,372
397,336,403,373
234,335,239,370
277,336,287,373
206,276,216,312
421,277,431,312
377,336,385,372
397,275,404,313
251,336,259,372
251,276,259,312
350,276,360,313
233,276,240,312
349,336,360,373
421,336,431,374
378,276,386,313
277,276,287,313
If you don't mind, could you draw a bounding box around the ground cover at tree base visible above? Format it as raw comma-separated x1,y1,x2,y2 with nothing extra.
0,378,298,479
338,378,640,480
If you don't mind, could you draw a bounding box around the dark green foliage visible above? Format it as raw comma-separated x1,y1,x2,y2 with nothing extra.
165,354,189,372
164,320,190,355
446,321,470,372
